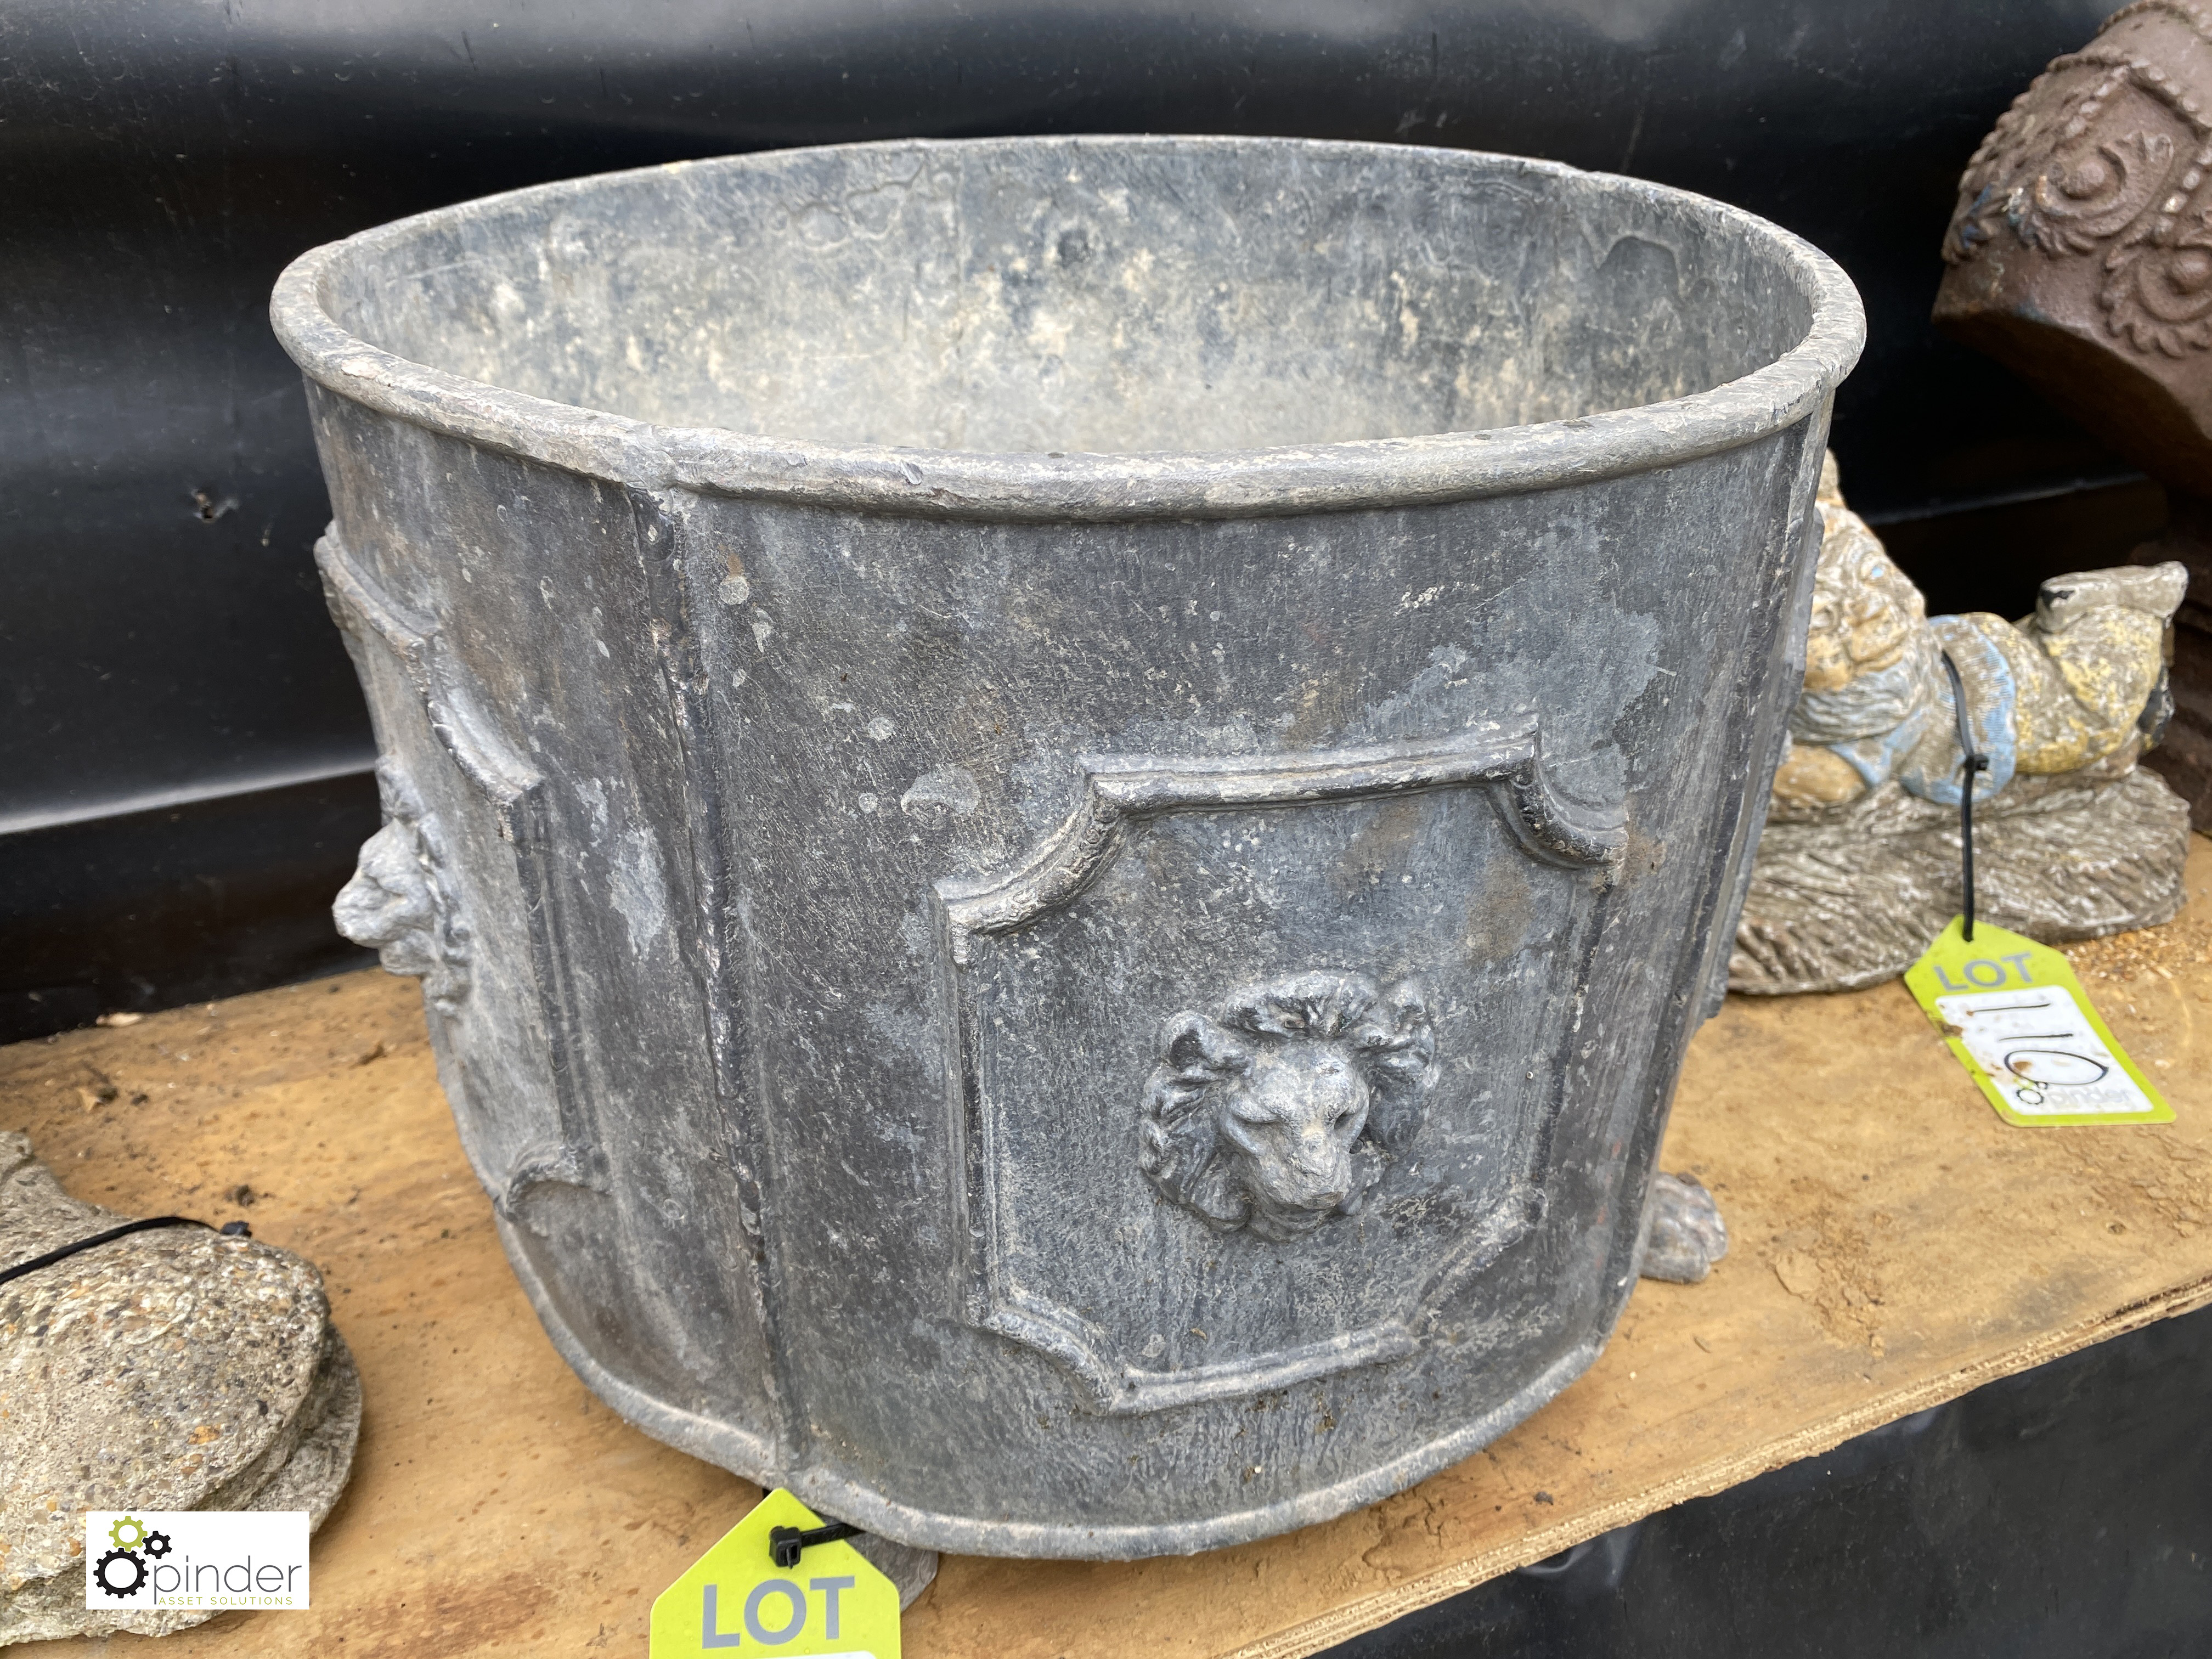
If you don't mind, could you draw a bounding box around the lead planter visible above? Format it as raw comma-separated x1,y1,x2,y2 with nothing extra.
273,137,1861,1559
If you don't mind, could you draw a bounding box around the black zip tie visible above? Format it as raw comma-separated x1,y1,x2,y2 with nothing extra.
1939,648,1991,943
768,1521,864,1568
0,1215,251,1291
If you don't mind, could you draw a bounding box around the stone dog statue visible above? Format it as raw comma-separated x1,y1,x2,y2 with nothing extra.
1733,454,2192,994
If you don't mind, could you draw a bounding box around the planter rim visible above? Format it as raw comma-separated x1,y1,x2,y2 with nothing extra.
272,134,1865,522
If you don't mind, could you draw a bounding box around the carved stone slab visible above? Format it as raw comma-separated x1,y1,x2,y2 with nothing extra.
0,1133,360,1646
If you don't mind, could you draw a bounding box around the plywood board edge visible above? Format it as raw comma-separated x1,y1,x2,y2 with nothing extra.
1224,1267,2212,1659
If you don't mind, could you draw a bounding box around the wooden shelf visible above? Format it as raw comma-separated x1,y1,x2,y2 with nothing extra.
9,845,2212,1657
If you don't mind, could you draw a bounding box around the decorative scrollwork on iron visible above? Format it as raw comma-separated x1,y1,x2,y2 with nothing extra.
1941,3,2212,357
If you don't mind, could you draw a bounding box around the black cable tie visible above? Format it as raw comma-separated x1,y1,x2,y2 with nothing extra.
0,1214,251,1291
768,1521,864,1568
1939,649,1991,943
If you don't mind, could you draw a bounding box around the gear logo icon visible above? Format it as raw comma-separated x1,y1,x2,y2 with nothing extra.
94,1547,146,1598
143,1530,173,1560
108,1515,146,1551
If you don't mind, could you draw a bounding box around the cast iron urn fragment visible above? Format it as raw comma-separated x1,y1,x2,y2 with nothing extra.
1935,1,2212,820
273,137,1862,1558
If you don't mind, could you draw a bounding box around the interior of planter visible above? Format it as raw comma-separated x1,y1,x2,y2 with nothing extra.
324,138,1815,456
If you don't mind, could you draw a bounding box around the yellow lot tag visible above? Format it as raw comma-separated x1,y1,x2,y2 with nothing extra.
1904,917,2171,1127
650,1489,900,1659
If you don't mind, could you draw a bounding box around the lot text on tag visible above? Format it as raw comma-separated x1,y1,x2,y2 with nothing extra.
651,1488,900,1659
1904,918,2172,1127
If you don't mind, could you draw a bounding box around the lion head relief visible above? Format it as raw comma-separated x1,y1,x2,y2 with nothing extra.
332,758,471,1015
1138,972,1436,1243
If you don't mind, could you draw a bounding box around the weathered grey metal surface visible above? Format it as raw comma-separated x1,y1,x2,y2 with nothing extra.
272,136,1862,1559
